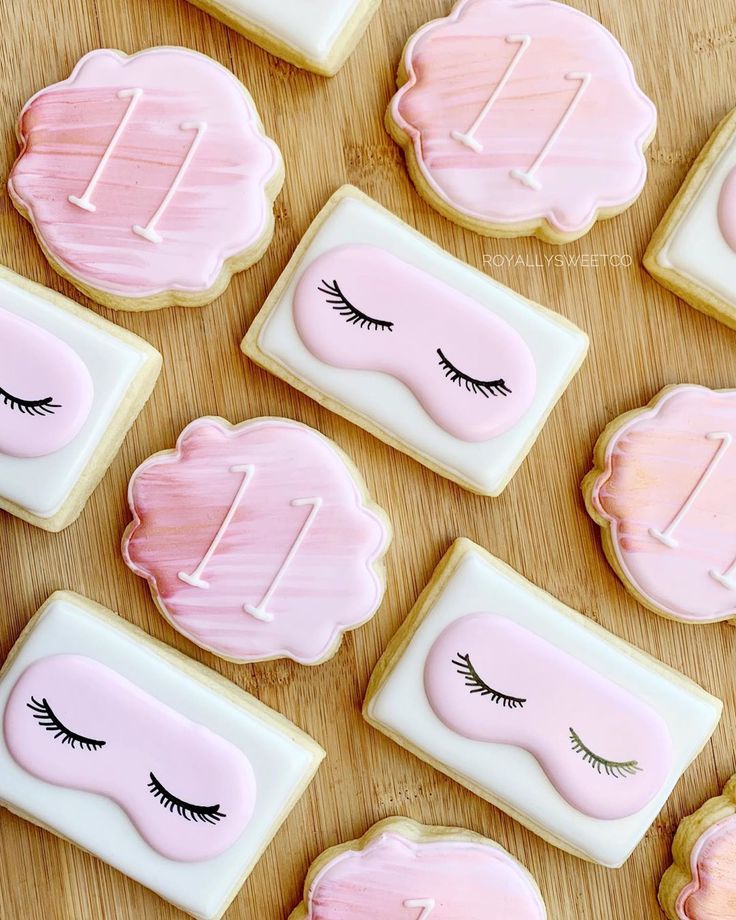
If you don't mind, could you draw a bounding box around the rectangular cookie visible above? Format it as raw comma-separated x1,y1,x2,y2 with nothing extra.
0,591,324,919
363,539,722,867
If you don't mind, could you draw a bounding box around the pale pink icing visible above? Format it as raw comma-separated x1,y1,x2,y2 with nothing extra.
293,245,537,442
122,417,389,664
305,831,546,919
718,168,736,254
390,0,656,235
8,48,281,299
3,654,256,862
424,614,672,820
0,308,93,458
590,386,736,623
676,814,736,919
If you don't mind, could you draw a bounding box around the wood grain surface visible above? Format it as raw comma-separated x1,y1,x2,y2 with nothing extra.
0,1,734,918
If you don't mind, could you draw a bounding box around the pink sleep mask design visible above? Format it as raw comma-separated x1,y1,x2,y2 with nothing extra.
293,245,537,442
423,613,672,820
718,167,736,254
3,654,256,862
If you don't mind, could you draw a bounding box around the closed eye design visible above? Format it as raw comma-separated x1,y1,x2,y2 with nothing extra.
453,652,527,708
437,349,511,398
27,696,106,751
0,385,60,416
318,279,394,332
569,727,642,778
147,772,227,824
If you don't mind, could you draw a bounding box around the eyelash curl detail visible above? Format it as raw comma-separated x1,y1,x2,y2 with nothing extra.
453,652,527,709
27,696,106,751
437,349,511,398
318,279,394,332
147,772,227,824
0,386,60,416
569,727,642,778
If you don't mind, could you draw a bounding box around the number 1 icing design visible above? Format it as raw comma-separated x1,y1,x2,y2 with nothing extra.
122,417,391,664
8,47,283,310
387,0,656,241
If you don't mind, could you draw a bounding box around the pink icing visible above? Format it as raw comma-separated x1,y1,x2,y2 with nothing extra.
122,417,390,664
676,815,736,920
293,245,537,442
3,654,256,862
0,308,93,457
590,386,736,623
718,168,736,254
305,830,546,919
8,48,281,299
424,613,672,820
390,0,656,235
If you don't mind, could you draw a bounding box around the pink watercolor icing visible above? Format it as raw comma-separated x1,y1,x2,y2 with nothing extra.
122,417,390,664
3,654,256,862
590,386,736,623
305,830,546,919
390,0,656,235
8,48,281,300
0,308,93,458
424,614,672,820
718,168,736,254
293,245,537,442
676,815,736,919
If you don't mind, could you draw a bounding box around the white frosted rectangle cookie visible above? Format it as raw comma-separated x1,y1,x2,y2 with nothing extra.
0,592,324,920
242,186,588,496
0,265,161,531
363,539,722,867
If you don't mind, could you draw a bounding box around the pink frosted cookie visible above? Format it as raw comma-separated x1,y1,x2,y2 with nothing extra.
8,47,283,311
659,774,736,920
583,385,736,624
288,817,547,920
387,0,656,242
122,416,391,664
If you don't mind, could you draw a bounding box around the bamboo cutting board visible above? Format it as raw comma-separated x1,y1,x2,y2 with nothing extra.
0,0,735,917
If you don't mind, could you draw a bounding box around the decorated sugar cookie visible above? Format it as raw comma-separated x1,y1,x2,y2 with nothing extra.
645,108,736,330
242,186,588,496
659,774,736,920
386,0,656,243
363,539,721,867
584,385,736,624
122,416,391,664
0,592,323,919
8,47,283,311
0,264,160,532
288,817,547,920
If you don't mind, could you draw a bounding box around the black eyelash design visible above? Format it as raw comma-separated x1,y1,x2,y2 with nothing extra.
437,349,511,398
27,696,106,751
452,652,527,709
147,772,227,824
0,385,60,416
569,727,642,778
318,279,394,332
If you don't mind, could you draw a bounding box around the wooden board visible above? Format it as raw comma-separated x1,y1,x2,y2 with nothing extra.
0,0,734,917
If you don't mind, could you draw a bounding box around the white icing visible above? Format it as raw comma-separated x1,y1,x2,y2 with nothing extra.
365,546,721,868
254,191,588,495
404,898,436,918
0,274,147,518
0,595,322,920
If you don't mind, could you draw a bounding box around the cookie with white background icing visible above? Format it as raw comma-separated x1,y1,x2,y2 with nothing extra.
363,538,721,867
242,185,588,496
8,47,283,311
386,0,656,243
182,0,381,76
645,108,736,330
122,416,391,665
288,817,547,920
583,385,736,624
0,263,160,532
659,774,736,920
0,591,323,920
